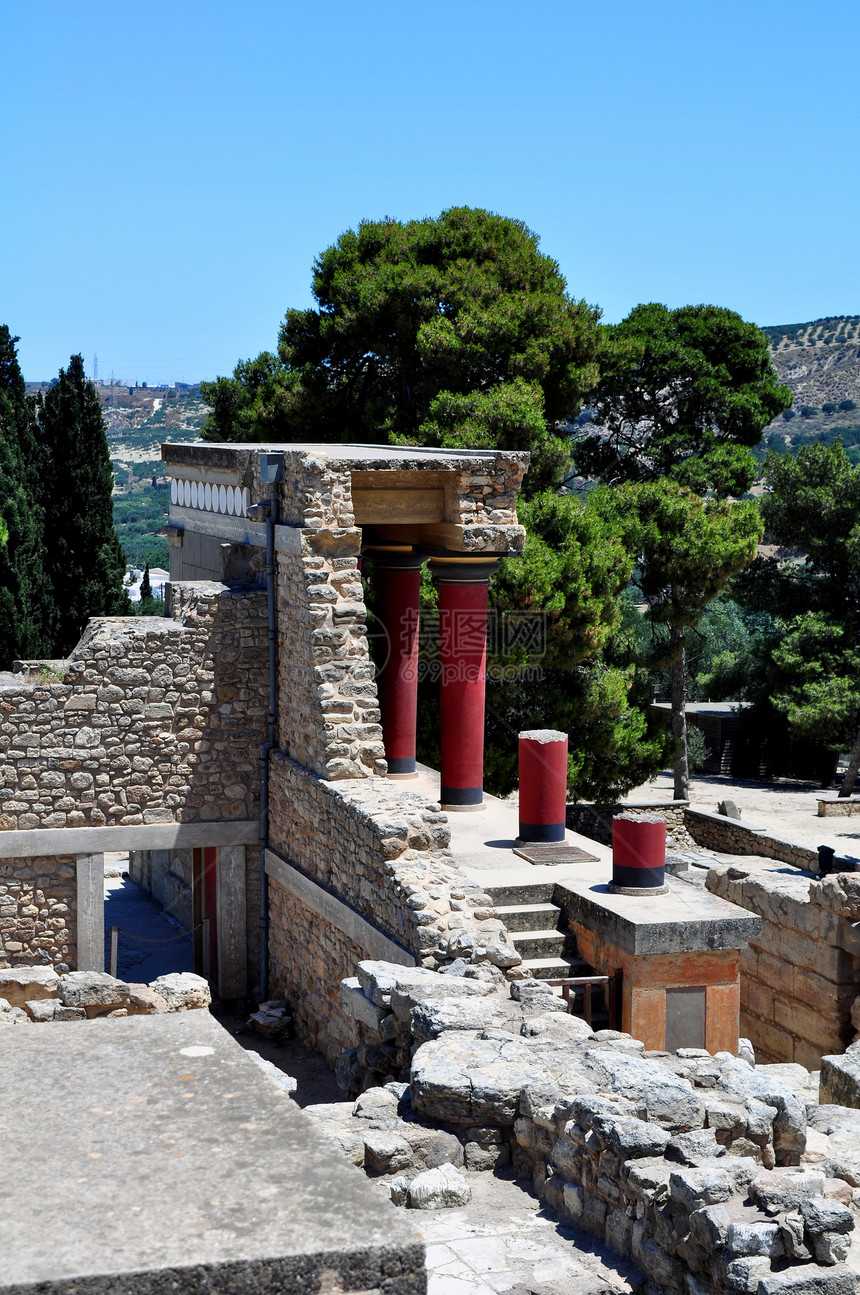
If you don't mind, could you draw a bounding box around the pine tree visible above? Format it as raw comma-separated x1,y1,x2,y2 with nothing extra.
0,327,52,665
37,354,130,654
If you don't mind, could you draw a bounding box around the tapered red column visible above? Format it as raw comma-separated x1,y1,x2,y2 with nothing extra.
431,557,499,811
369,548,423,777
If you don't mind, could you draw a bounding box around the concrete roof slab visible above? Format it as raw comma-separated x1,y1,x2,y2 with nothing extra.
0,1012,423,1294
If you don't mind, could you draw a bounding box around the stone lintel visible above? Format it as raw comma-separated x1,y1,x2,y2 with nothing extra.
555,874,761,956
264,848,416,968
0,821,259,859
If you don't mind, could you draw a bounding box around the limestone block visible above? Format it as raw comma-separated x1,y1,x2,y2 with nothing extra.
410,996,506,1045
411,1030,551,1127
406,1163,471,1210
149,972,211,1012
750,1169,827,1215
821,1045,860,1109
756,1263,858,1293
0,966,59,1008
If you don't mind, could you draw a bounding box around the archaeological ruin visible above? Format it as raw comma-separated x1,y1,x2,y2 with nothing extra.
4,440,860,1294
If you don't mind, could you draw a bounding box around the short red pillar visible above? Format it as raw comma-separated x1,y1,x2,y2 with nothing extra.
610,812,668,894
431,557,499,811
369,548,423,777
518,729,569,842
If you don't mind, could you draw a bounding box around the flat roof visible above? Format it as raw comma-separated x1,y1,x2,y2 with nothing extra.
162,441,529,471
0,1012,423,1294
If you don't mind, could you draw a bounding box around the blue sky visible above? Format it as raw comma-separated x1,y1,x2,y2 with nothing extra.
2,0,858,384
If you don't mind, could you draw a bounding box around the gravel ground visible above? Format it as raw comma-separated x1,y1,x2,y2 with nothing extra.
629,770,860,853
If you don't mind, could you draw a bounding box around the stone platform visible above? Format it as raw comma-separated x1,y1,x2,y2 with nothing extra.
0,1012,424,1295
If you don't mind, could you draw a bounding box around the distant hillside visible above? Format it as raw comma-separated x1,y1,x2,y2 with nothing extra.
26,382,210,573
760,316,860,464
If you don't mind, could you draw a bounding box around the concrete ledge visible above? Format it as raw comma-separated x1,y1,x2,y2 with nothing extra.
0,821,259,859
0,1012,424,1293
265,848,416,967
555,873,761,956
819,797,860,817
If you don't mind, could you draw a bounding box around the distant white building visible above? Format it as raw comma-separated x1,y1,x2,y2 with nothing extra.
125,567,170,602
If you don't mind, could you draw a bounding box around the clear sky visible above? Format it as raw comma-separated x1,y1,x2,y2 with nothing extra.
3,0,858,384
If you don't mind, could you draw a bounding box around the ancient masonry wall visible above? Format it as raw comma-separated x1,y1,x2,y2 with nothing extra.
0,856,76,969
566,800,695,849
707,864,860,1068
266,751,520,1065
686,808,822,872
0,584,268,971
325,961,859,1295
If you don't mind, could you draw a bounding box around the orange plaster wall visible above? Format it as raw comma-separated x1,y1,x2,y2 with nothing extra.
571,920,741,1054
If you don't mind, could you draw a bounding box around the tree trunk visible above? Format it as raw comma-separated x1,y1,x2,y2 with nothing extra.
838,725,860,798
671,625,689,801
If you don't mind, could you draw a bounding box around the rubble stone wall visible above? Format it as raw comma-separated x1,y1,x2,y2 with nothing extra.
0,584,268,831
328,961,860,1295
686,808,822,872
265,750,521,1060
0,855,76,968
566,801,695,849
707,865,860,1067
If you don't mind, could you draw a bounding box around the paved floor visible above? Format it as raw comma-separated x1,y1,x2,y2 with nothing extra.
408,764,612,895
392,1172,640,1295
631,770,860,853
103,874,193,982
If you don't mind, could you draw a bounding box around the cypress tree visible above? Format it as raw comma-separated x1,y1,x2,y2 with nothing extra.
140,561,151,600
0,327,52,665
37,354,130,654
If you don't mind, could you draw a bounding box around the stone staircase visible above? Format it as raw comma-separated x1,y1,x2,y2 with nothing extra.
486,882,591,981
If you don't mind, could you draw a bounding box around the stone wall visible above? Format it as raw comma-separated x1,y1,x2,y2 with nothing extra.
0,855,76,968
685,808,824,872
128,847,193,931
265,751,522,1057
706,864,860,1067
323,961,860,1295
566,800,695,849
0,584,268,831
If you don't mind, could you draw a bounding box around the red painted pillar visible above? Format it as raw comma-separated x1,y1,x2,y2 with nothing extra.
431,557,499,811
611,813,668,894
518,729,569,842
369,548,423,778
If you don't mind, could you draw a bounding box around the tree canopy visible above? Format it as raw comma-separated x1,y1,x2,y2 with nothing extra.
0,327,52,663
575,303,792,494
202,206,602,492
35,354,130,655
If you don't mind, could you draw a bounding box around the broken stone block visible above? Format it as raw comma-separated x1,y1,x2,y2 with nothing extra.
244,1049,298,1097
411,1030,551,1127
519,1012,593,1043
0,966,59,1009
820,1045,860,1109
58,972,132,1017
590,1114,669,1160
756,1265,859,1294
410,996,505,1044
149,972,212,1013
799,1197,854,1236
750,1169,827,1215
24,999,56,1022
669,1163,737,1209
407,1163,471,1209
362,1130,412,1176
353,1088,399,1119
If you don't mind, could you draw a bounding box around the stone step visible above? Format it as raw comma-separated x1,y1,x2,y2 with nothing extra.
509,929,571,959
494,902,562,932
519,953,592,980
486,883,555,907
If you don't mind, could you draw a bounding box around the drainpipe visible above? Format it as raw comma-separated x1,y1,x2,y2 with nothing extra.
257,453,283,1002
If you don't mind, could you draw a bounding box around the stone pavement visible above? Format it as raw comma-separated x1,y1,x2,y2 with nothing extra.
103,872,193,981
407,763,613,895
404,1171,641,1294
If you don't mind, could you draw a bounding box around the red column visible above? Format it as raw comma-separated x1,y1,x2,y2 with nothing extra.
431,558,499,811
518,729,569,842
369,548,423,777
